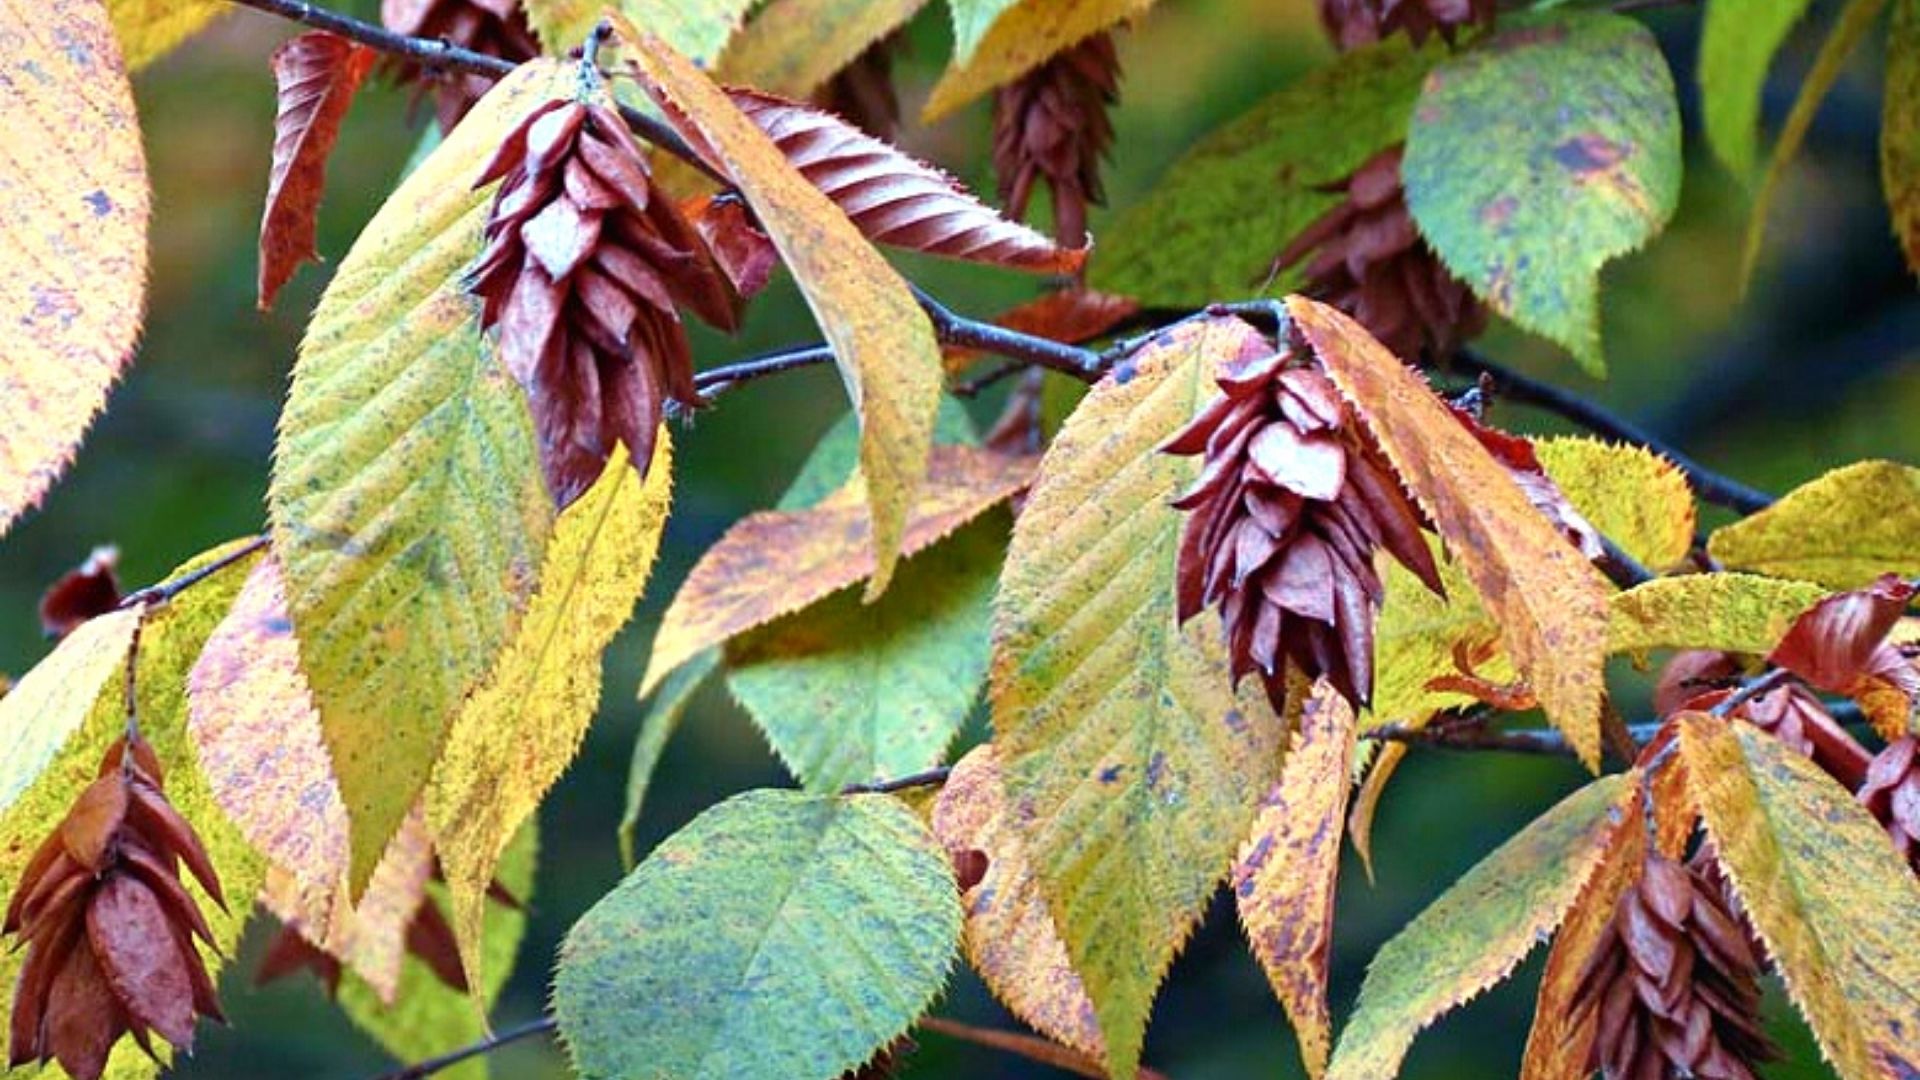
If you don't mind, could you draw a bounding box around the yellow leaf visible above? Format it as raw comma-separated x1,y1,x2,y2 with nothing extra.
106,0,224,69
1678,713,1920,1079
719,0,929,99
923,0,1157,121
1533,436,1695,572
0,608,143,815
930,745,1104,1061
991,316,1286,1077
1369,544,1510,727
1324,775,1628,1080
1608,572,1826,654
640,445,1035,696
1234,682,1357,1080
0,0,148,537
1290,295,1612,770
428,439,673,994
1708,460,1920,588
268,62,571,893
622,22,944,600
527,0,752,60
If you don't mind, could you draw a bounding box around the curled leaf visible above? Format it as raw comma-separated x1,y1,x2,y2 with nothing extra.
258,31,376,310
1770,575,1916,693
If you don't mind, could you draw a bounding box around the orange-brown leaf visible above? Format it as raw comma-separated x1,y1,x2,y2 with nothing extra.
943,288,1139,373
930,745,1104,1060
1347,740,1406,883
0,0,150,536
257,31,375,310
640,445,1035,695
1289,295,1611,770
1233,681,1357,1080
725,89,1087,274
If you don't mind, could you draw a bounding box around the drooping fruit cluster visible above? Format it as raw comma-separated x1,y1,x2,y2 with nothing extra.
1858,736,1920,871
1318,0,1495,50
1570,852,1776,1080
991,32,1120,246
38,546,123,640
816,34,903,142
468,97,736,508
1163,334,1442,712
382,0,540,130
6,738,226,1080
1272,147,1484,362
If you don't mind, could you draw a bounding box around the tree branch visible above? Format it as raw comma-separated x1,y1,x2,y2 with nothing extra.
1366,696,1867,759
370,1016,556,1080
918,1017,1173,1080
841,766,952,797
117,534,269,611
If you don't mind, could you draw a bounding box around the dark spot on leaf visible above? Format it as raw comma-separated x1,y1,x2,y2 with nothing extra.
83,190,112,217
1223,707,1248,734
1112,360,1136,384
1553,134,1628,175
1479,195,1517,229
1145,751,1169,793
1097,764,1124,784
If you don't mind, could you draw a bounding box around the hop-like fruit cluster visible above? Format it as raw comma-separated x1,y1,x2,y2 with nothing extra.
1858,736,1920,871
382,0,540,130
6,739,226,1080
468,98,736,508
1655,650,1874,790
1163,337,1441,711
1571,853,1776,1080
1273,147,1484,362
1318,0,1495,50
991,32,1120,246
816,34,903,142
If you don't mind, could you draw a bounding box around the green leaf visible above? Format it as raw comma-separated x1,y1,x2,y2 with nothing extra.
1706,460,1920,588
1403,11,1681,373
728,515,1001,791
1740,0,1891,288
1090,40,1442,307
268,62,571,892
1884,0,1920,277
1324,775,1628,1080
618,648,720,868
1608,573,1826,655
340,821,538,1080
526,0,753,61
991,317,1288,1077
1698,0,1817,177
555,790,960,1080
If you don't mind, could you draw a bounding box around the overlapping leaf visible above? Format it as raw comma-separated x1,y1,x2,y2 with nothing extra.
106,0,224,69
1323,775,1628,1080
1291,296,1612,769
1888,0,1920,276
641,444,1036,695
1608,572,1827,655
1678,714,1920,1078
1369,542,1508,728
991,316,1286,1076
1533,437,1694,572
526,0,752,62
267,62,570,892
1709,461,1920,587
720,0,928,100
924,0,1156,120
1234,683,1358,1080
728,90,1086,273
554,790,960,1080
930,745,1104,1059
0,0,149,538
258,31,376,310
1092,41,1441,307
624,24,944,600
1698,0,1818,177
1403,11,1681,373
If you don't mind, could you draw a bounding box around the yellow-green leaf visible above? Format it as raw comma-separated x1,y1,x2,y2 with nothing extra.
1324,775,1628,1080
1707,460,1920,587
623,22,943,599
527,0,753,62
106,0,224,69
1698,0,1817,177
268,62,571,892
923,0,1156,121
1,0,148,537
991,316,1287,1077
719,0,928,99
1369,542,1509,728
1533,437,1694,572
1234,682,1357,1080
1291,295,1612,770
1608,572,1827,655
1741,0,1891,288
428,439,672,993
1678,714,1920,1078
1887,0,1920,276
0,608,142,814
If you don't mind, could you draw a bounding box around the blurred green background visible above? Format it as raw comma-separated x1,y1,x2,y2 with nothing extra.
2,0,1915,1076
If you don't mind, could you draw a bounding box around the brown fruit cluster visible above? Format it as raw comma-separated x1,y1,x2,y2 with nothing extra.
38,546,122,640
1273,147,1484,362
1655,650,1874,790
1858,736,1920,871
382,0,539,130
1163,336,1441,712
1318,0,1495,50
816,34,903,142
6,739,226,1080
1571,853,1775,1080
469,98,736,508
991,32,1119,246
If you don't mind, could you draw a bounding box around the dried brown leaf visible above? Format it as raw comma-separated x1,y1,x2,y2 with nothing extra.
257,31,375,310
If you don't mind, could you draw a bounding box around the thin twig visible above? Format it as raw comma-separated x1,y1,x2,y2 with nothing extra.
1451,349,1777,514
841,766,952,797
1595,533,1657,589
120,616,146,754
117,535,270,611
913,287,1105,378
689,344,837,400
370,1016,557,1080
919,1017,1173,1080
954,359,1027,398
1366,696,1867,759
